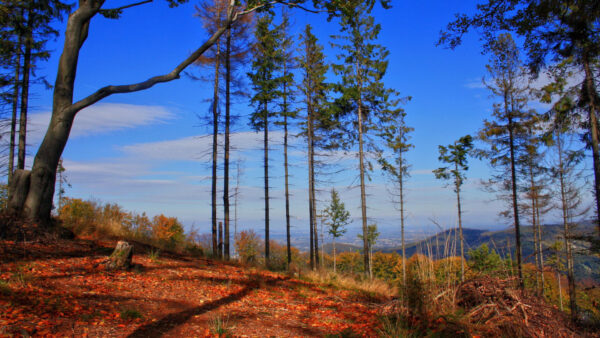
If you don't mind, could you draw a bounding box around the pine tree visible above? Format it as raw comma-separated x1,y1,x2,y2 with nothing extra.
440,0,600,239
433,134,474,282
248,12,282,264
331,1,396,278
477,33,532,288
275,9,297,268
194,0,228,258
379,108,413,284
323,188,350,273
297,24,330,270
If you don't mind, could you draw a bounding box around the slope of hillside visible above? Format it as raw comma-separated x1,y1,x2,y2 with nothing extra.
0,238,386,337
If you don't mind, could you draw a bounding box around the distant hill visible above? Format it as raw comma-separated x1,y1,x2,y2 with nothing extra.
325,222,600,281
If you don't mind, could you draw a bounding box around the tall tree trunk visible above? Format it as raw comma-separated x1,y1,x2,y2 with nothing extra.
357,88,370,278
529,162,540,293
223,27,231,260
264,101,270,264
8,35,22,184
311,152,319,268
307,101,316,269
399,153,406,285
557,129,578,322
333,237,337,273
537,203,545,293
284,111,291,268
455,161,465,282
507,108,523,288
582,55,600,237
18,10,33,171
211,41,221,258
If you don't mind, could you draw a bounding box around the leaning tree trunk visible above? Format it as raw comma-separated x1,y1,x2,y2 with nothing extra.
10,0,237,222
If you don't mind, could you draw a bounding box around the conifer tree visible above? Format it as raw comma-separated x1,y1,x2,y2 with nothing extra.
222,5,252,260
440,0,600,238
433,134,474,282
477,33,532,288
7,0,390,223
248,12,282,264
323,188,350,273
379,108,412,284
195,0,227,258
331,0,396,278
276,9,297,268
297,24,331,270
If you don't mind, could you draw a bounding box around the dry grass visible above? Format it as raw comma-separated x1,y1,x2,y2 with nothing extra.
302,269,397,299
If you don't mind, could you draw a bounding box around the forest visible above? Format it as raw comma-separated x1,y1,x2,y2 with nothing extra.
0,0,599,336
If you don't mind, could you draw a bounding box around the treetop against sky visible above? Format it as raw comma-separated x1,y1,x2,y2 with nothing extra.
12,0,591,237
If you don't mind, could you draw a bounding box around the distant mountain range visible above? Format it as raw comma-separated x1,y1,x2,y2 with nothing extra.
323,222,600,281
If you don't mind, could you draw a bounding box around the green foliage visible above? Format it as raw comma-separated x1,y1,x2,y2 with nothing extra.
467,244,503,274
120,308,143,320
148,249,160,262
210,314,231,336
248,12,283,131
323,189,350,240
358,224,380,250
433,135,474,191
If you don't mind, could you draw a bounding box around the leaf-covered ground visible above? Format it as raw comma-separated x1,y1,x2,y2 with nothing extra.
0,238,386,337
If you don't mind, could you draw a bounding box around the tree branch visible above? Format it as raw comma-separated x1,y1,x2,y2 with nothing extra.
99,0,153,19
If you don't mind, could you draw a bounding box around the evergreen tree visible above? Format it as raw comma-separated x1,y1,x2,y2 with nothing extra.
323,188,350,273
248,12,282,264
433,134,474,282
275,9,297,268
477,33,533,288
440,0,600,239
379,108,412,284
297,24,331,270
331,0,396,278
194,0,227,258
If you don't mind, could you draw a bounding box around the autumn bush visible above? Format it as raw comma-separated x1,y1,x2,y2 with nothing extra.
58,198,202,254
234,230,261,264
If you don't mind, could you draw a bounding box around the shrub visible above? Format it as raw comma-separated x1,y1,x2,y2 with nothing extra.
235,230,261,263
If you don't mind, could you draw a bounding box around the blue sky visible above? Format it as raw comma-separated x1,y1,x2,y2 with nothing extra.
17,0,592,241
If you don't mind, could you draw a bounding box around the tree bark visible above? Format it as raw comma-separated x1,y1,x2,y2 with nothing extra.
8,0,242,222
557,129,578,322
399,152,406,285
307,98,316,269
264,100,270,264
455,161,465,282
507,104,523,288
8,34,22,184
223,26,231,260
18,8,33,171
356,65,370,278
211,40,221,258
582,56,600,237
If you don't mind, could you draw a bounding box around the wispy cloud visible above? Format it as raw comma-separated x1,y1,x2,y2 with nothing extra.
27,103,176,144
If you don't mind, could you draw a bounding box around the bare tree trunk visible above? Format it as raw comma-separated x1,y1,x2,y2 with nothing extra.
537,204,545,293
223,27,231,260
18,10,33,171
333,236,337,273
307,101,317,269
582,56,600,236
264,100,270,264
456,161,465,282
8,35,22,184
218,221,223,257
399,152,407,285
311,140,319,268
557,271,564,311
507,110,523,288
529,163,540,293
557,129,578,322
211,41,221,258
283,53,291,269
354,55,370,278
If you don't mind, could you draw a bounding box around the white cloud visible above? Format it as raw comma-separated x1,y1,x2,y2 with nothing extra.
27,103,176,144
